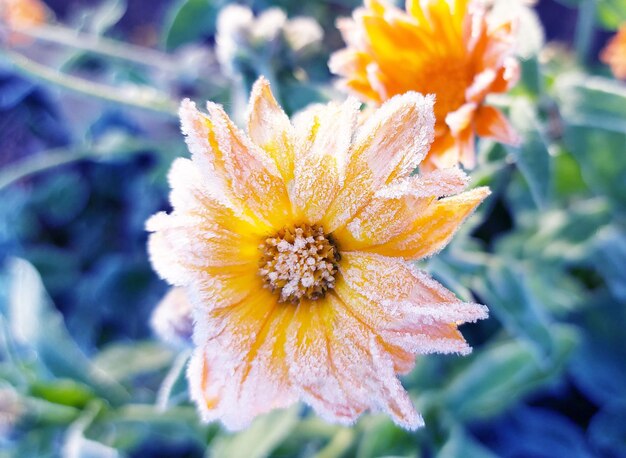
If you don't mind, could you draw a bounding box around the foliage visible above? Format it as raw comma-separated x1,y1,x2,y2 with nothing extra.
1,0,625,456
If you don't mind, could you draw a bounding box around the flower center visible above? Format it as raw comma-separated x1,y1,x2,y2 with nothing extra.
258,224,340,304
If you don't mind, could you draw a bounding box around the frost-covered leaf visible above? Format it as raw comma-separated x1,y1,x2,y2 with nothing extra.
163,0,223,51
588,403,626,457
438,427,498,458
3,258,127,403
592,227,626,301
93,341,174,383
569,293,626,405
507,99,552,208
85,0,127,35
485,408,594,458
476,260,554,358
441,325,578,420
63,403,120,458
564,127,626,206
355,415,414,458
554,74,626,133
209,407,300,458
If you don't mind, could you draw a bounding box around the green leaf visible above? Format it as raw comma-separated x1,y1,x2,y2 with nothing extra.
210,407,300,458
63,402,120,458
554,74,626,134
476,260,554,358
592,227,626,301
553,149,588,199
507,99,552,208
163,0,223,51
93,341,174,383
4,258,128,404
596,0,626,29
553,0,626,29
438,427,498,458
356,416,415,458
441,325,578,421
495,199,612,265
30,379,96,408
23,396,81,425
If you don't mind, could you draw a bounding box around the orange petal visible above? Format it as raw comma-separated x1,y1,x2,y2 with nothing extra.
465,69,497,103
324,91,435,232
328,49,370,77
457,126,476,169
366,187,491,260
421,132,460,172
291,98,360,224
246,77,295,183
475,105,520,145
490,57,520,93
205,101,293,229
445,102,476,136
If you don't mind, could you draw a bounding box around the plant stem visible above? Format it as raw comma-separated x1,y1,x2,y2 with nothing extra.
0,140,166,191
3,23,178,72
0,148,90,191
574,0,596,65
1,49,178,116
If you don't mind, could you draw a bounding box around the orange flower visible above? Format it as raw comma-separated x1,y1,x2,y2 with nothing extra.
147,77,489,430
0,0,47,28
601,24,626,80
330,0,520,170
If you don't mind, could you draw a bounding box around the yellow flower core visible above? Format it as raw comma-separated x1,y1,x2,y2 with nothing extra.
258,224,340,303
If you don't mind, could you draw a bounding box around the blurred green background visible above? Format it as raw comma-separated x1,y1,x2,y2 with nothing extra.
1,0,626,456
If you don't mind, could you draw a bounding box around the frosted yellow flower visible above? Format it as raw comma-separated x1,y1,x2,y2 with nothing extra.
601,24,626,80
330,0,520,170
147,77,489,430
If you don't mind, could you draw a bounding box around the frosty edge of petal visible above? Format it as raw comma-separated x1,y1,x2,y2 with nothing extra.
324,91,436,232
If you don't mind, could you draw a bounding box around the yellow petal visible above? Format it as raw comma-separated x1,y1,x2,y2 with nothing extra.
367,187,490,259
146,159,261,286
324,91,435,232
318,293,423,429
291,98,360,224
334,252,487,355
188,291,298,430
180,99,292,231
247,77,296,182
334,167,469,251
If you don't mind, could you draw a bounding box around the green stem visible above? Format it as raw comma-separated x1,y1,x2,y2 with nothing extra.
1,49,178,116
3,23,178,72
0,140,166,191
155,349,191,411
314,429,356,458
0,148,90,191
574,0,596,64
